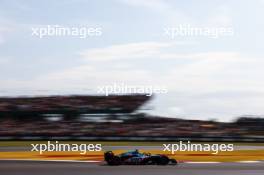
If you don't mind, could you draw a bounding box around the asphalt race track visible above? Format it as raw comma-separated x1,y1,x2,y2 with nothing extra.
0,160,264,175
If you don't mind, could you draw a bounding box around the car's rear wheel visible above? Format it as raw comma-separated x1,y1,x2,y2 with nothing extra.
107,156,121,166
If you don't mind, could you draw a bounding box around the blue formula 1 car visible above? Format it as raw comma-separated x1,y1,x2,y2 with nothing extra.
104,150,177,165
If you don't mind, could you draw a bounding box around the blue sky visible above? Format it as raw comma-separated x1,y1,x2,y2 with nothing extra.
0,0,264,121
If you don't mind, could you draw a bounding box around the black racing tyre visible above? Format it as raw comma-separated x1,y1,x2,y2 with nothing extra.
108,156,121,166
104,151,114,162
170,159,178,165
157,156,169,165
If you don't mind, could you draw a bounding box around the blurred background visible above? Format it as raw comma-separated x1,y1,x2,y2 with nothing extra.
0,94,263,142
0,0,264,142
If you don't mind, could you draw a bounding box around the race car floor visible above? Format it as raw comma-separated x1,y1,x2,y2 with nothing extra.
0,160,264,175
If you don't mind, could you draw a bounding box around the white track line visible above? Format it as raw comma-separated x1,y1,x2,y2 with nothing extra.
0,159,262,164
184,161,221,164
184,161,263,164
236,161,262,163
0,159,100,163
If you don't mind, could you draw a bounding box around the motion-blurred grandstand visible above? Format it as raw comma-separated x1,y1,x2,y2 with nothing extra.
0,94,263,142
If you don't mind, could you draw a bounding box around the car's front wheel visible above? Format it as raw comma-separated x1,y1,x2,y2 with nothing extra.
169,159,178,165
157,156,169,165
